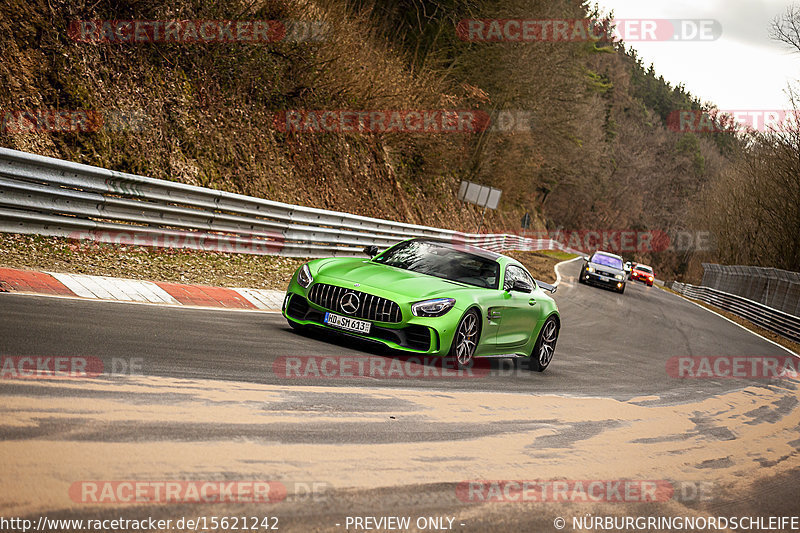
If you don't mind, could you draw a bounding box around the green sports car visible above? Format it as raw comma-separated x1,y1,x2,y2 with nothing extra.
282,238,560,371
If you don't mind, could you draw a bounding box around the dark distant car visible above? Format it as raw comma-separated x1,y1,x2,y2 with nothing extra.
578,251,626,294
631,264,655,287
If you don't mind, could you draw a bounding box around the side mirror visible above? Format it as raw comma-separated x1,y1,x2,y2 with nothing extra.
583,256,591,262
536,280,557,294
363,245,379,258
509,279,533,293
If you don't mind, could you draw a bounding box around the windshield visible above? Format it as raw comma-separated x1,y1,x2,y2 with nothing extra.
374,240,500,289
636,265,653,273
591,253,623,270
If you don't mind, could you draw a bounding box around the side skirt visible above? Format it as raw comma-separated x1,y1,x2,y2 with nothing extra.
474,353,528,359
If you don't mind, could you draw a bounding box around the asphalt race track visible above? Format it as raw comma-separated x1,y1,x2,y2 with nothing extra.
0,261,792,399
1,260,799,531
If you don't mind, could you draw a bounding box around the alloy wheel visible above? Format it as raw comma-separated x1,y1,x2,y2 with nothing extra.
538,319,558,367
454,311,479,366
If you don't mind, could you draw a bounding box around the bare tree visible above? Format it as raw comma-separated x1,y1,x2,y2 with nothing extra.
771,4,800,52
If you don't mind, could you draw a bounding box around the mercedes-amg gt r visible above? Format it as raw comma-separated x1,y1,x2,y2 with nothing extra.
282,238,561,371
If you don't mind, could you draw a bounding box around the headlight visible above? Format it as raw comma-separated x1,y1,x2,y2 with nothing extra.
587,266,595,273
297,264,313,288
411,298,456,317
615,274,623,280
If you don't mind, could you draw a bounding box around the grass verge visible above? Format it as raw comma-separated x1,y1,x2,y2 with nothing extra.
0,234,306,291
505,250,579,284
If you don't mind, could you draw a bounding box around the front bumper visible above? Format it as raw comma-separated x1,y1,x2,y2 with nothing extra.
583,271,625,289
283,291,447,354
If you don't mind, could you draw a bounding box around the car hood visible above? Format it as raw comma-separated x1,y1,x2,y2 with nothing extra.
314,258,483,300
588,261,625,275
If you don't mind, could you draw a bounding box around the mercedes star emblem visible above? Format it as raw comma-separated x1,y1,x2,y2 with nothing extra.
339,292,360,314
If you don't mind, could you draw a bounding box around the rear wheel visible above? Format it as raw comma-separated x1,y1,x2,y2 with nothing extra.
449,309,480,367
529,316,559,372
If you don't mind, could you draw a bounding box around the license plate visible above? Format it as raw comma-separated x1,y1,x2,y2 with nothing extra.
598,275,611,282
324,312,371,334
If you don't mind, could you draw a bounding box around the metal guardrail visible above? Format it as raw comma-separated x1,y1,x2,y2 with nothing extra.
0,147,579,258
701,263,800,318
670,281,800,343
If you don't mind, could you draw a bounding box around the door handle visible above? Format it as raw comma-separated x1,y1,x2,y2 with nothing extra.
528,299,537,306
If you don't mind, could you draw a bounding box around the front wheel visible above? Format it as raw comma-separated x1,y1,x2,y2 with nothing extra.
449,309,480,367
529,316,559,372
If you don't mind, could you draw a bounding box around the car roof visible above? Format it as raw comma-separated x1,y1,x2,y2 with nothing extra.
634,264,652,269
409,238,501,261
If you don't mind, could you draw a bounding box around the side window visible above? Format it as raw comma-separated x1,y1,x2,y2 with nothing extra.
504,265,532,290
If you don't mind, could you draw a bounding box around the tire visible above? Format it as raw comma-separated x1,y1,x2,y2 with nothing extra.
449,309,480,368
529,316,559,372
578,268,586,284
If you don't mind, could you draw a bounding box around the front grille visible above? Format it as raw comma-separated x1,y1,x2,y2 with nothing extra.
287,294,431,351
308,283,402,323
